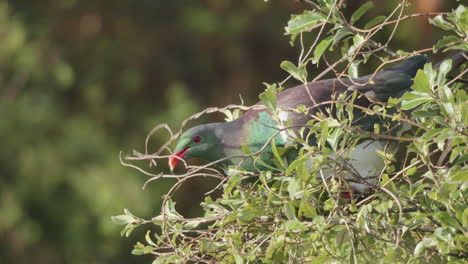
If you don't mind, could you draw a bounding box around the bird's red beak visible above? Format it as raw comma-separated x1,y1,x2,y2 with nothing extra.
169,147,190,171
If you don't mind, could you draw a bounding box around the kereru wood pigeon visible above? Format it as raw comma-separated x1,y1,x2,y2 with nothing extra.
169,56,429,192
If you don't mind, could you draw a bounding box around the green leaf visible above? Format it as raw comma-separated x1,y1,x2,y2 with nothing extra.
434,211,463,230
412,69,431,94
287,177,300,200
310,255,330,264
412,109,434,118
332,28,353,46
348,59,361,78
285,12,325,35
132,242,155,255
238,205,262,224
132,245,154,255
449,146,466,163
373,123,380,134
152,255,183,264
241,144,253,154
350,2,375,24
323,198,335,212
233,254,244,264
318,120,329,147
283,220,308,232
286,154,309,175
414,237,436,257
455,5,468,33
145,230,157,246
271,138,286,169
282,201,297,220
347,35,365,56
259,83,278,111
266,234,285,259
299,198,317,218
463,208,468,228
433,35,460,51
312,36,334,64
445,42,468,51
437,59,452,88
401,91,432,110
111,214,135,225
364,16,386,29
429,15,455,31
223,109,242,122
326,129,342,151
280,61,307,82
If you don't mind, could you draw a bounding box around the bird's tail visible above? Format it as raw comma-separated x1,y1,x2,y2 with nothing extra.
433,51,467,71
382,55,427,77
381,51,467,78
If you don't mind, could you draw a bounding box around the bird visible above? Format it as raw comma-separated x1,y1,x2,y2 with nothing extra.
168,55,429,193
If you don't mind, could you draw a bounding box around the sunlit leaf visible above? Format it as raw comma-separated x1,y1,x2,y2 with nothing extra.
429,15,455,31
285,12,325,35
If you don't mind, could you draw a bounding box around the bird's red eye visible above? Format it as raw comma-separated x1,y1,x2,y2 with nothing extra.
193,136,201,143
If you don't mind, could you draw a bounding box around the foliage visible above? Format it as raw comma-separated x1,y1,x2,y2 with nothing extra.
115,1,468,263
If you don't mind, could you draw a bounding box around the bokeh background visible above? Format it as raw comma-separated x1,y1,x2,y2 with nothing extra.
0,0,456,263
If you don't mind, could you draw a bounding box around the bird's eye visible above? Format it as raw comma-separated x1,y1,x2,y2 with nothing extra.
193,136,201,143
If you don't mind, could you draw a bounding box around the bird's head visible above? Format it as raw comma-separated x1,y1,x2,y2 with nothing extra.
169,123,225,171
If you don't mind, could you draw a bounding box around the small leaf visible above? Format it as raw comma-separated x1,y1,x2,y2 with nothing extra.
282,201,297,220
373,123,380,134
271,138,286,169
364,16,386,29
111,215,135,225
132,244,155,255
429,15,455,31
454,5,468,33
445,42,468,51
124,208,136,218
348,59,361,78
449,146,466,163
286,154,309,175
280,61,307,82
259,83,278,111
312,36,334,64
401,91,431,110
348,35,365,56
323,198,335,212
145,231,157,246
287,177,300,200
406,167,417,176
332,28,353,46
414,237,436,257
285,12,325,35
437,59,452,88
350,2,375,24
266,234,285,258
434,211,463,230
241,144,253,154
412,69,431,94
318,120,329,147
433,35,460,51
283,220,308,232
463,208,468,228
238,205,262,224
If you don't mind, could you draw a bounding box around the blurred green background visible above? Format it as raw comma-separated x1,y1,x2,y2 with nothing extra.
0,0,456,263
